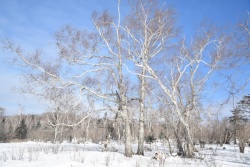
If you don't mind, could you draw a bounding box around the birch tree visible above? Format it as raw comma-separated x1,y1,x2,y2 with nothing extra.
237,12,250,59
91,1,133,156
123,0,230,157
123,0,178,155
4,0,134,157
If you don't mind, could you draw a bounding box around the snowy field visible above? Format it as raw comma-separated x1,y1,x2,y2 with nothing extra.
0,141,249,167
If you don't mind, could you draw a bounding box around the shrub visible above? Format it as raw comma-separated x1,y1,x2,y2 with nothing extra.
145,134,156,144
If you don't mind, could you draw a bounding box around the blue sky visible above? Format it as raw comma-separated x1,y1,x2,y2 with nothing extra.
0,0,249,115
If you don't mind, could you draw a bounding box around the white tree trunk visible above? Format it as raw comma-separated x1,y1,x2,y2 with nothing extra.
54,127,58,143
86,118,91,141
137,69,146,155
183,125,195,158
123,104,132,157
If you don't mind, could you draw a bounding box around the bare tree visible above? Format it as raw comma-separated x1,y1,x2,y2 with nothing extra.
124,1,230,155
44,109,64,143
123,0,178,155
91,0,134,155
42,88,76,142
236,12,250,59
4,0,134,157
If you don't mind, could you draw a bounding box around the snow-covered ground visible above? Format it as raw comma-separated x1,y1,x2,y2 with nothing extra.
0,141,249,167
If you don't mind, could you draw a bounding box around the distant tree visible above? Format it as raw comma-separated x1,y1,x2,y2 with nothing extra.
44,108,65,143
0,107,5,116
15,118,28,140
0,117,7,142
238,95,250,112
229,95,249,153
36,120,41,129
0,107,7,142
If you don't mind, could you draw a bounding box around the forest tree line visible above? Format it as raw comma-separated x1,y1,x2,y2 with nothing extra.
0,94,249,153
